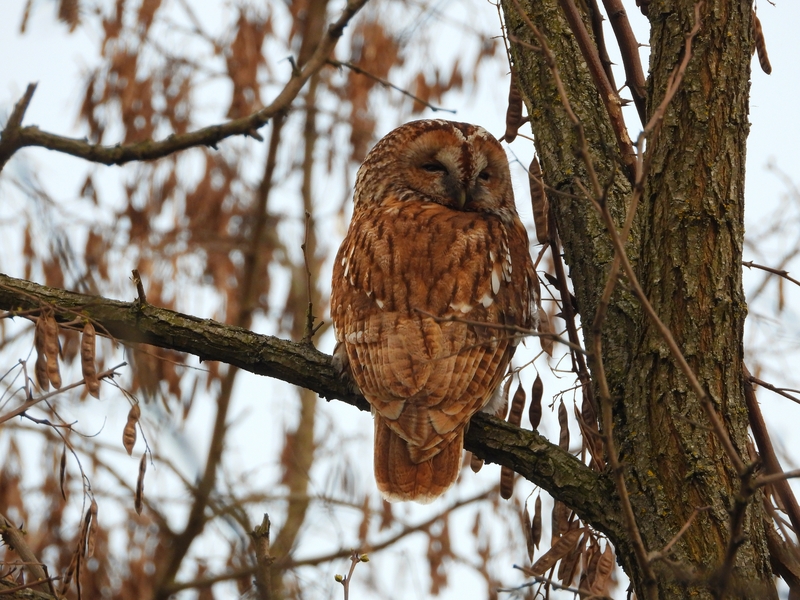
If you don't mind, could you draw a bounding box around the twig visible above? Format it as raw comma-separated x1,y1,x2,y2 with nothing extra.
743,365,800,534
131,269,147,304
648,507,711,562
504,568,611,598
0,83,37,171
0,363,126,425
0,511,51,595
328,60,456,113
556,0,636,181
748,375,800,405
0,0,371,170
335,550,368,600
251,514,274,600
742,260,800,289
601,0,647,124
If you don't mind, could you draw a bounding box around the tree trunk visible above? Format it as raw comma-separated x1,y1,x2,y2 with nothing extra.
503,0,776,596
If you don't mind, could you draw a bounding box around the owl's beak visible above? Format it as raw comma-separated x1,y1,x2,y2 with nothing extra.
457,189,467,209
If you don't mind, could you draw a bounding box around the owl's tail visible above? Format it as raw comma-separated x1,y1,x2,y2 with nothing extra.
373,414,462,504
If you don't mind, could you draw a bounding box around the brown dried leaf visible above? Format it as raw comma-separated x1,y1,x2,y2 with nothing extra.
529,373,543,429
123,404,141,456
469,452,484,473
500,466,515,500
508,381,526,427
44,313,62,389
532,494,542,549
753,12,772,75
81,322,100,398
58,0,80,32
135,453,147,515
558,399,569,451
526,528,583,577
529,155,549,244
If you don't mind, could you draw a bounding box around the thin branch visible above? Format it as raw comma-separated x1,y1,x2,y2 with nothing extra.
743,260,800,289
748,375,800,405
0,0,370,171
556,0,636,181
0,511,51,595
328,60,456,113
601,0,647,124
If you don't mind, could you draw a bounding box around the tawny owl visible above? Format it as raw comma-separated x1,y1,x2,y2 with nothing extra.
331,119,538,503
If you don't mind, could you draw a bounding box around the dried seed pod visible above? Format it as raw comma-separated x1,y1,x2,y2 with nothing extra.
86,499,98,558
575,405,605,470
469,452,484,473
500,466,515,500
538,309,554,356
531,494,542,549
81,322,100,398
529,373,543,429
753,12,772,75
590,543,615,594
59,446,68,500
123,404,141,456
528,527,583,576
557,532,584,586
522,502,535,562
529,156,549,244
504,72,524,142
552,499,569,544
34,317,49,391
135,453,147,515
43,313,62,389
508,381,525,427
558,399,570,451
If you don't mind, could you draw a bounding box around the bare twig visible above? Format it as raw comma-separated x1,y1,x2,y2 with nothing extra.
601,0,647,123
335,550,368,600
648,507,711,562
251,514,274,600
0,511,52,595
328,60,456,113
743,260,800,289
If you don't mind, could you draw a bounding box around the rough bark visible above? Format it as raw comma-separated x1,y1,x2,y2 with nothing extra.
503,0,775,597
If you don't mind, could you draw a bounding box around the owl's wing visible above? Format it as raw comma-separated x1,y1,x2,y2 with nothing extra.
331,200,536,461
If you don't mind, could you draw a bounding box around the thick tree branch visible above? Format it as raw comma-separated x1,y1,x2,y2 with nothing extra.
0,0,369,172
0,272,625,545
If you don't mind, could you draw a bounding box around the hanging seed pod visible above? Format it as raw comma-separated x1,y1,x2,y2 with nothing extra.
43,313,62,389
135,453,147,515
86,499,98,558
529,373,543,429
123,404,141,456
529,527,583,576
59,445,68,500
538,311,554,356
81,322,100,398
529,156,549,244
558,399,570,451
500,465,515,500
469,452,484,473
753,12,772,75
508,381,526,427
503,72,524,142
531,494,542,549
522,502,535,562
34,317,49,391
590,543,615,594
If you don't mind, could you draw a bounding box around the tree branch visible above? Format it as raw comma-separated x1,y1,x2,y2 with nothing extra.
0,272,625,545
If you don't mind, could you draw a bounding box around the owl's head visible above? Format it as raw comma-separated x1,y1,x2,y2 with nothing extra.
354,120,516,214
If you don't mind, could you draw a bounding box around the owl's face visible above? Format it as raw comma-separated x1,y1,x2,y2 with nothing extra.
354,120,515,214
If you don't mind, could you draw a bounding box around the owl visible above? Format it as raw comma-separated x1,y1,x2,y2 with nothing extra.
331,120,538,503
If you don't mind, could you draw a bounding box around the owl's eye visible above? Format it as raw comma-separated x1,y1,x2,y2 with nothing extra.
421,162,447,173
478,170,491,181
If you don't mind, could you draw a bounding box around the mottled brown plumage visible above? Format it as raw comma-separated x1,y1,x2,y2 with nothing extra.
331,120,538,503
